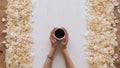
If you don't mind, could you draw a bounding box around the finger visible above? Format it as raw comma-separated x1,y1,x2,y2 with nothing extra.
62,27,68,38
51,27,57,35
50,27,57,39
62,36,68,44
50,36,55,43
62,27,68,35
50,31,53,40
62,40,66,46
50,35,53,42
51,32,56,41
62,38,66,43
66,39,68,43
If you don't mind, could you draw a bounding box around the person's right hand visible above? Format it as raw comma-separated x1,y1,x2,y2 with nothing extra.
60,27,69,50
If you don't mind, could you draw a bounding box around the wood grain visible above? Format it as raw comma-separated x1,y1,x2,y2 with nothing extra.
0,0,7,68
114,0,120,68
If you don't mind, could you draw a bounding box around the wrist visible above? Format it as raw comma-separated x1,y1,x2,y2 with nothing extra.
52,44,57,49
50,47,56,52
51,46,57,51
47,47,56,60
61,45,67,50
49,47,56,55
62,48,67,52
62,48,69,56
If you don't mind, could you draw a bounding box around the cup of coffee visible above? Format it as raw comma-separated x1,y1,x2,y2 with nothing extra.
54,28,65,40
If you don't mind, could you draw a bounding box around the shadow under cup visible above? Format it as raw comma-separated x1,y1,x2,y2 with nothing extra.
54,28,65,40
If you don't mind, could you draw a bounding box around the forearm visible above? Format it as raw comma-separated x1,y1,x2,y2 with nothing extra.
43,48,56,68
62,49,75,68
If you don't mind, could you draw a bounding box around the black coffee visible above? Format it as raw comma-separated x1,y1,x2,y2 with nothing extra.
55,29,65,39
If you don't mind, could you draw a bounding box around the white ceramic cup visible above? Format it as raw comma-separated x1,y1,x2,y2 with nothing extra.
54,28,65,40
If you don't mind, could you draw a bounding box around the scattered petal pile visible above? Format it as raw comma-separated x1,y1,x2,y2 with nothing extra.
86,0,119,68
5,0,33,67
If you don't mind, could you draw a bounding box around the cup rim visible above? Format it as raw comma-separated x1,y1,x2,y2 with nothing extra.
54,28,65,40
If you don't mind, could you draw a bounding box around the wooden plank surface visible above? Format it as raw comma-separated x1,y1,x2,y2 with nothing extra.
0,0,120,68
0,0,7,68
114,0,120,68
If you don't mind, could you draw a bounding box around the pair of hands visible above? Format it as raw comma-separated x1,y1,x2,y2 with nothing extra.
50,27,68,50
43,27,74,68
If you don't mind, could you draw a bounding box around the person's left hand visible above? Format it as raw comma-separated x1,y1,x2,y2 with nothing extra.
50,28,58,49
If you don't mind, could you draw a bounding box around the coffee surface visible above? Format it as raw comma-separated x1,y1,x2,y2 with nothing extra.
55,29,65,38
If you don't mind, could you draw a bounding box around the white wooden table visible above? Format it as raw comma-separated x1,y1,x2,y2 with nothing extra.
32,0,88,68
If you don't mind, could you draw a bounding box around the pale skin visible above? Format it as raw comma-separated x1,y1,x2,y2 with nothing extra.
43,27,75,68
